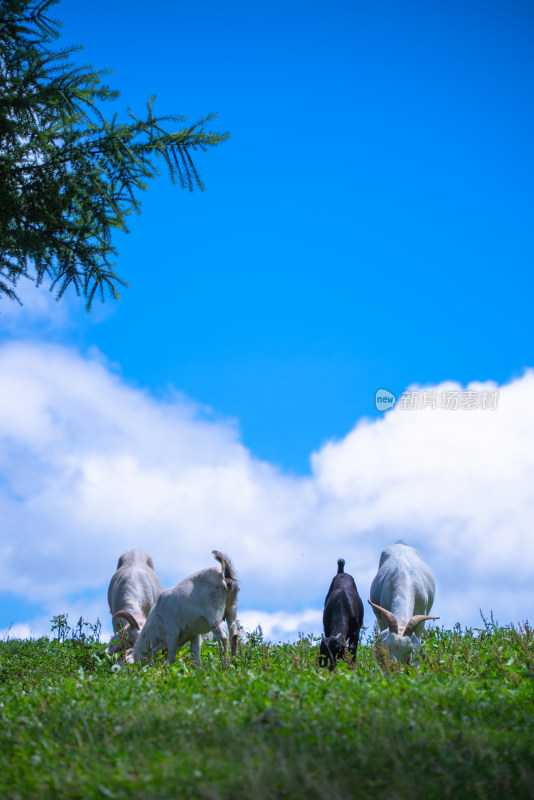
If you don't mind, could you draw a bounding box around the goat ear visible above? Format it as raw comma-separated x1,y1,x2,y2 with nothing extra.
105,638,124,656
321,633,326,642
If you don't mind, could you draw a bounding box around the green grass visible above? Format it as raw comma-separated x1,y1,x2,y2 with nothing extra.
0,615,532,799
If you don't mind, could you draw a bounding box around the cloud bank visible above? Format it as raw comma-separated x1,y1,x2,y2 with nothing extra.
0,340,532,642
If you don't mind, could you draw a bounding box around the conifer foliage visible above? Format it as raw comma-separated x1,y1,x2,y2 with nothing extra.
0,0,229,307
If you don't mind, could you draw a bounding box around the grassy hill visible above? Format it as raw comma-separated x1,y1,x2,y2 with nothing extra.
0,615,532,799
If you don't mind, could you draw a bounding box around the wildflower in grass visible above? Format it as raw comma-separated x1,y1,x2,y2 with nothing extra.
111,664,121,675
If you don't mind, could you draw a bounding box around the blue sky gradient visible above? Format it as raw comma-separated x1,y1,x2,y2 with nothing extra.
1,0,533,639
28,0,531,472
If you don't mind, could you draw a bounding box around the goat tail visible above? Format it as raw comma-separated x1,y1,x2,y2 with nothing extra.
213,550,238,583
337,558,345,574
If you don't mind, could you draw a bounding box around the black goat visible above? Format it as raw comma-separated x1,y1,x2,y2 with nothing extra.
319,558,364,669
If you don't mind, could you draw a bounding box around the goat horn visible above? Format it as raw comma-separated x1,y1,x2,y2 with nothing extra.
403,615,440,638
112,610,140,630
368,600,399,634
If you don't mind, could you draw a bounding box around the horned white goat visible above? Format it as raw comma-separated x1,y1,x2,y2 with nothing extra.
369,542,439,663
126,550,239,666
105,549,163,655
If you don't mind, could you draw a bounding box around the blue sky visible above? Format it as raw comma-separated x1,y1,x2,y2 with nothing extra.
0,0,533,641
39,0,534,469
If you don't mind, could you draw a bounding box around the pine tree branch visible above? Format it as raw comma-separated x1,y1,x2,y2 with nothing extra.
0,0,230,308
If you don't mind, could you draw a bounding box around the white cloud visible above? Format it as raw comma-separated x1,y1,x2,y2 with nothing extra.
239,609,323,644
1,622,36,641
0,340,532,643
0,280,73,334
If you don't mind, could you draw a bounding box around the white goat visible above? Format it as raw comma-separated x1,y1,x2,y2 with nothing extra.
369,542,439,663
105,549,163,655
126,550,239,666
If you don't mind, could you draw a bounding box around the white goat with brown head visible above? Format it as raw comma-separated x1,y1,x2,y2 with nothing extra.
369,542,439,663
105,549,163,656
126,550,239,667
